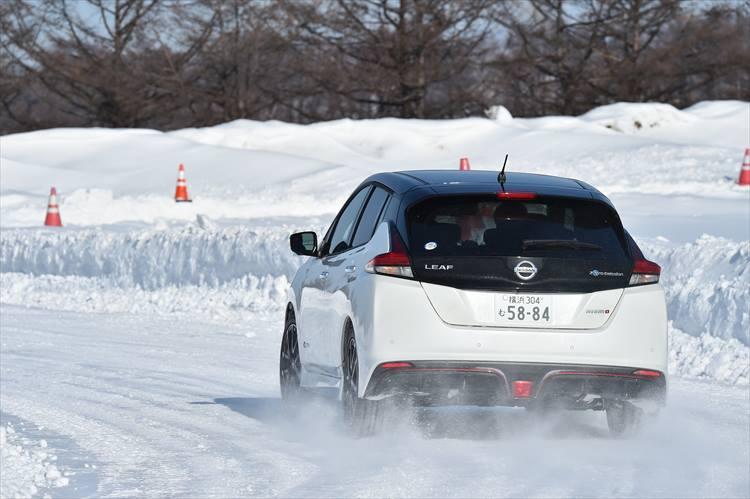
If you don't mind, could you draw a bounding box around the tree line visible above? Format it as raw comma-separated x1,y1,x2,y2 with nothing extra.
1,0,748,134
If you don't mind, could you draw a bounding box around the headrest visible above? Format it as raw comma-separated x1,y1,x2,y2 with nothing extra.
494,202,528,221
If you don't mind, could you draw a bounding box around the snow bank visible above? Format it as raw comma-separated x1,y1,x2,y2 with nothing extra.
2,228,748,345
578,101,750,148
0,220,313,288
642,235,750,345
580,102,697,133
670,324,749,385
0,176,352,228
4,271,746,383
0,423,68,498
1,230,749,385
683,100,750,119
485,105,513,123
5,144,745,228
0,188,346,228
0,272,287,323
531,145,749,200
2,100,747,228
0,127,336,197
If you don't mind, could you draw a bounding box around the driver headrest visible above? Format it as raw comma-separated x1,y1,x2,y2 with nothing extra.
494,202,529,221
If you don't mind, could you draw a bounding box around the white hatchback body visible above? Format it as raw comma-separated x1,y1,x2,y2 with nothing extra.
285,171,668,414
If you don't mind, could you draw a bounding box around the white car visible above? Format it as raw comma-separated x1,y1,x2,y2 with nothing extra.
281,170,667,436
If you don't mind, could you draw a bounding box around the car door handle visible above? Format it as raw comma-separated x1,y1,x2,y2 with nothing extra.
319,271,329,280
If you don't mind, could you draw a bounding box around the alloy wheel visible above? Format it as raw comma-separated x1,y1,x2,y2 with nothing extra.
342,332,359,424
280,321,301,400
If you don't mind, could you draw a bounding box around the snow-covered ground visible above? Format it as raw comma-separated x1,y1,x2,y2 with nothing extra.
1,100,749,497
2,305,749,498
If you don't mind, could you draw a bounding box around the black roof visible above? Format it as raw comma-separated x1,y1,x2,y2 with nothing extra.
366,170,608,202
398,170,585,189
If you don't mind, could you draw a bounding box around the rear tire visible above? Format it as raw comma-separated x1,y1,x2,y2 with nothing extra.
280,312,302,404
605,400,642,437
342,324,381,437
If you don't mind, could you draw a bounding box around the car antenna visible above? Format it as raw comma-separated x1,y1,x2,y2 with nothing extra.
498,154,509,185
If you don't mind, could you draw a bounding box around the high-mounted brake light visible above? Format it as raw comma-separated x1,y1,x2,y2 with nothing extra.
365,226,414,278
629,258,661,286
497,191,537,200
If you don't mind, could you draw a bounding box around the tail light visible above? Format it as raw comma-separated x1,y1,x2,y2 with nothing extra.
629,258,661,286
365,226,414,278
379,362,414,369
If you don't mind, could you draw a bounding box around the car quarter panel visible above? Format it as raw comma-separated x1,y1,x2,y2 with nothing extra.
324,222,392,378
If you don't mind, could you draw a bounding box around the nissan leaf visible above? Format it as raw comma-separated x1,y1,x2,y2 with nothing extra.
281,170,667,436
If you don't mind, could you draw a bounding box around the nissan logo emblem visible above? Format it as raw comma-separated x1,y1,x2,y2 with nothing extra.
514,260,537,280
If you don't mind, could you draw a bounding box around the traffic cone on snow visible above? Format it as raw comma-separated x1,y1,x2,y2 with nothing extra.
44,187,62,227
174,163,192,202
459,157,471,171
738,148,750,186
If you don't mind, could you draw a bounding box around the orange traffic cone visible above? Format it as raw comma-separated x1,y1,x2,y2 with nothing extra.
459,157,471,171
44,187,62,226
175,163,192,202
738,148,750,186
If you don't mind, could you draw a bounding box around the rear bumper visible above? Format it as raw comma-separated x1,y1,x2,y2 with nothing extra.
364,361,666,408
358,276,668,398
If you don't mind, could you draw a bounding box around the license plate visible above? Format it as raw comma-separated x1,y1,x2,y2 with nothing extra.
495,294,553,326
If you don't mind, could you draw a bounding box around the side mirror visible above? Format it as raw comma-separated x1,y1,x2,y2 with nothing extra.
290,231,318,256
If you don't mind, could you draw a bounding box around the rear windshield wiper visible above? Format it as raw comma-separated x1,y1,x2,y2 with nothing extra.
522,239,603,251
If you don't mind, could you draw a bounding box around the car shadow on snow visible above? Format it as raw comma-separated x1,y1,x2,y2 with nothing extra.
209,397,284,426
204,397,610,441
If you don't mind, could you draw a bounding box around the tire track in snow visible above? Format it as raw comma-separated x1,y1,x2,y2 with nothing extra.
0,309,310,497
2,305,748,498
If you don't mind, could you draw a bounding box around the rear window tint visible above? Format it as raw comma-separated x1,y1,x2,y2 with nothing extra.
408,196,627,259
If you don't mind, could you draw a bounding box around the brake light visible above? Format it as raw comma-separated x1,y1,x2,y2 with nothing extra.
365,226,414,278
512,380,533,398
632,369,662,378
380,362,414,369
629,258,661,286
497,191,537,200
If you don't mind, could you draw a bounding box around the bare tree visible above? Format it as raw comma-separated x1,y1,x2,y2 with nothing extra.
285,0,496,119
657,3,750,105
0,1,27,130
4,0,167,127
493,0,618,115
1,0,747,132
590,0,680,102
172,0,304,124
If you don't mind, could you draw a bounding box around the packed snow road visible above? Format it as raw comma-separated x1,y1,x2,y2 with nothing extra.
1,305,747,498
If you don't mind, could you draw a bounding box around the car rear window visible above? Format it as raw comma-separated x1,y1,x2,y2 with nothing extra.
408,195,628,259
